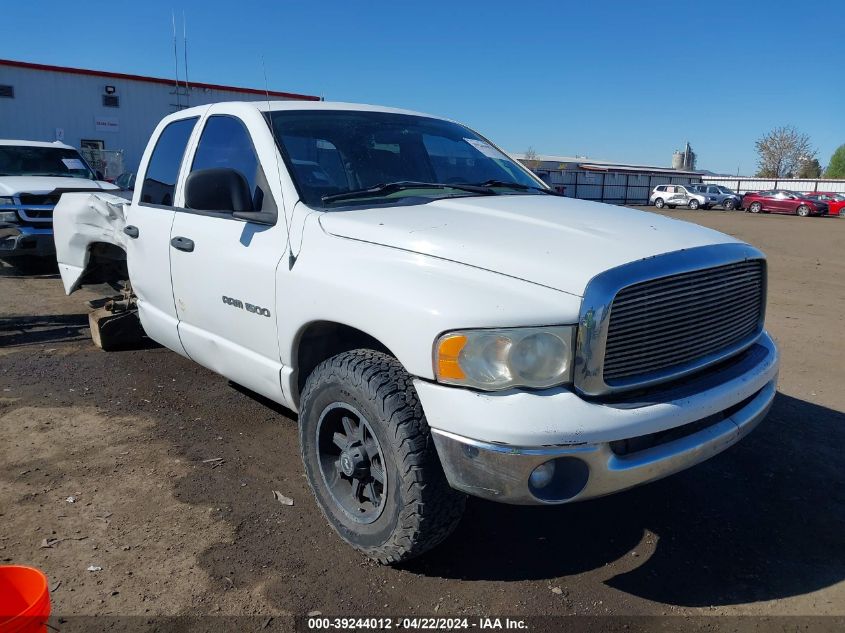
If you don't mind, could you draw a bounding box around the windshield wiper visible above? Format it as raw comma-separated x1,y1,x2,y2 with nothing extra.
470,179,565,196
27,173,82,178
321,181,496,204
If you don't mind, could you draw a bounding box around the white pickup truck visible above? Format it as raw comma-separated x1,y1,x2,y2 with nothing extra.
0,140,117,262
54,101,779,563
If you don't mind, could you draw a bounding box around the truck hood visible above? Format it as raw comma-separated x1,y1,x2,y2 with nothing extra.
0,176,107,196
319,195,741,295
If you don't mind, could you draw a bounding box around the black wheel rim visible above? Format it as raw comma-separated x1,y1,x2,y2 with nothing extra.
316,403,387,524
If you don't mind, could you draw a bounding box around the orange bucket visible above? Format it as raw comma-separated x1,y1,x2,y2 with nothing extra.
0,566,51,633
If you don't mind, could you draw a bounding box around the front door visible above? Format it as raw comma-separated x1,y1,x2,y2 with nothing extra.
125,115,199,355
168,113,287,402
769,191,792,214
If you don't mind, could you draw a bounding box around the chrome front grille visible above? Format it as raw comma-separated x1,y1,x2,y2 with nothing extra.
5,195,56,226
603,260,765,383
573,244,768,397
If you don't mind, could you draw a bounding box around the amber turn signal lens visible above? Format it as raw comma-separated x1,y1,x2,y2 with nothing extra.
437,334,467,380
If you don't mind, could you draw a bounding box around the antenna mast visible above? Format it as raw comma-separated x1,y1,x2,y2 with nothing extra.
171,10,181,109
183,11,190,107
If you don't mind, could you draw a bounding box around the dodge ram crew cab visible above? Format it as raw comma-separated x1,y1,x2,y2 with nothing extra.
53,101,780,563
0,139,117,261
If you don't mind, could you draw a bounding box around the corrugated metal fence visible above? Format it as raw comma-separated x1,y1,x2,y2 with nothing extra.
702,177,845,194
535,170,701,204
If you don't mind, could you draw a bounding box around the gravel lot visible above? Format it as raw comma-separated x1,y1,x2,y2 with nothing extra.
1,208,843,626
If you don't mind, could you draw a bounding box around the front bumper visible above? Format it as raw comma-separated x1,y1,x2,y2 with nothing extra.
0,225,55,257
419,331,779,505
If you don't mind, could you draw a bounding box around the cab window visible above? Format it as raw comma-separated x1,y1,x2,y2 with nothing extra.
140,117,197,206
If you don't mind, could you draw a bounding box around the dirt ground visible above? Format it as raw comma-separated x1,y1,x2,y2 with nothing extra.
1,209,844,627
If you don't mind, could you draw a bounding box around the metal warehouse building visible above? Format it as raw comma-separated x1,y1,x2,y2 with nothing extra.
0,58,319,179
514,153,704,205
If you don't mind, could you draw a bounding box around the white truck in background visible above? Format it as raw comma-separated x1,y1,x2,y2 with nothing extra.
53,101,779,563
0,140,117,263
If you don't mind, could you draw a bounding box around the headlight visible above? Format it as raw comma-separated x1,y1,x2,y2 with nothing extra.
0,196,15,206
434,326,576,390
0,210,18,223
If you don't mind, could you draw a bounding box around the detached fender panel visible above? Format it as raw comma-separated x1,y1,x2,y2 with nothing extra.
53,192,130,294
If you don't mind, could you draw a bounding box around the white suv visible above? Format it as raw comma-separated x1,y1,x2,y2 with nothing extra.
650,184,708,210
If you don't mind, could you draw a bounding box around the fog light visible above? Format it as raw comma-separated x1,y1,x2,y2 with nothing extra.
529,461,556,489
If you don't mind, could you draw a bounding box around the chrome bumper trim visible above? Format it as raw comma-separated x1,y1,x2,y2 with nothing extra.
431,378,776,505
0,225,55,256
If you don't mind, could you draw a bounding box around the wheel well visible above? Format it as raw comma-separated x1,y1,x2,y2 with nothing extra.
295,321,393,398
77,242,128,291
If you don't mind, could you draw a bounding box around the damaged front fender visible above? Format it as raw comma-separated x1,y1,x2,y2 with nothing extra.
53,192,130,294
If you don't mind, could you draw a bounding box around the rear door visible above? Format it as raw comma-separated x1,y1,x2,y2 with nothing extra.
706,185,722,204
669,185,690,206
125,115,200,354
167,107,288,402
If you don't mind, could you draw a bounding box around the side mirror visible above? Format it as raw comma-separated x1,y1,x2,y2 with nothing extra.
184,168,276,225
185,168,254,213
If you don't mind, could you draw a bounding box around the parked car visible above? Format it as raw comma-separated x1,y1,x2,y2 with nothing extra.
649,184,708,209
743,190,828,217
804,192,845,217
53,101,779,563
0,140,118,261
687,183,743,210
114,171,136,191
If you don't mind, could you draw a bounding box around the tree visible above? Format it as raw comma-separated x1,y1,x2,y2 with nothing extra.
824,144,845,179
522,146,541,170
754,126,815,178
796,157,822,179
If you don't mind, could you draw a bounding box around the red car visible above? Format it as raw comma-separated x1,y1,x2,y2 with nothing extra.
805,192,845,217
743,190,829,217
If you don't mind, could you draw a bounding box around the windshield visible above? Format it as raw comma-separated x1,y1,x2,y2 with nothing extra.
268,110,542,207
0,146,95,179
717,186,735,194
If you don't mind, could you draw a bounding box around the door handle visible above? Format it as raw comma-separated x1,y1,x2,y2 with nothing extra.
123,225,139,239
170,236,195,252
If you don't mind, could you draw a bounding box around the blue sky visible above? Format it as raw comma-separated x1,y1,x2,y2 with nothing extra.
4,0,844,174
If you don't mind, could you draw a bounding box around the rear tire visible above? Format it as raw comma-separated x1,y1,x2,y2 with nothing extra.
749,202,762,213
299,349,465,564
654,198,665,209
797,205,810,217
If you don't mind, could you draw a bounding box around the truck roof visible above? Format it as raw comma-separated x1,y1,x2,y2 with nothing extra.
172,100,439,120
0,139,76,149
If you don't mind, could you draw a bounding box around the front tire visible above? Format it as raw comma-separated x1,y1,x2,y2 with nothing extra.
796,205,810,217
749,202,762,213
299,349,465,564
688,199,700,210
724,198,737,210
